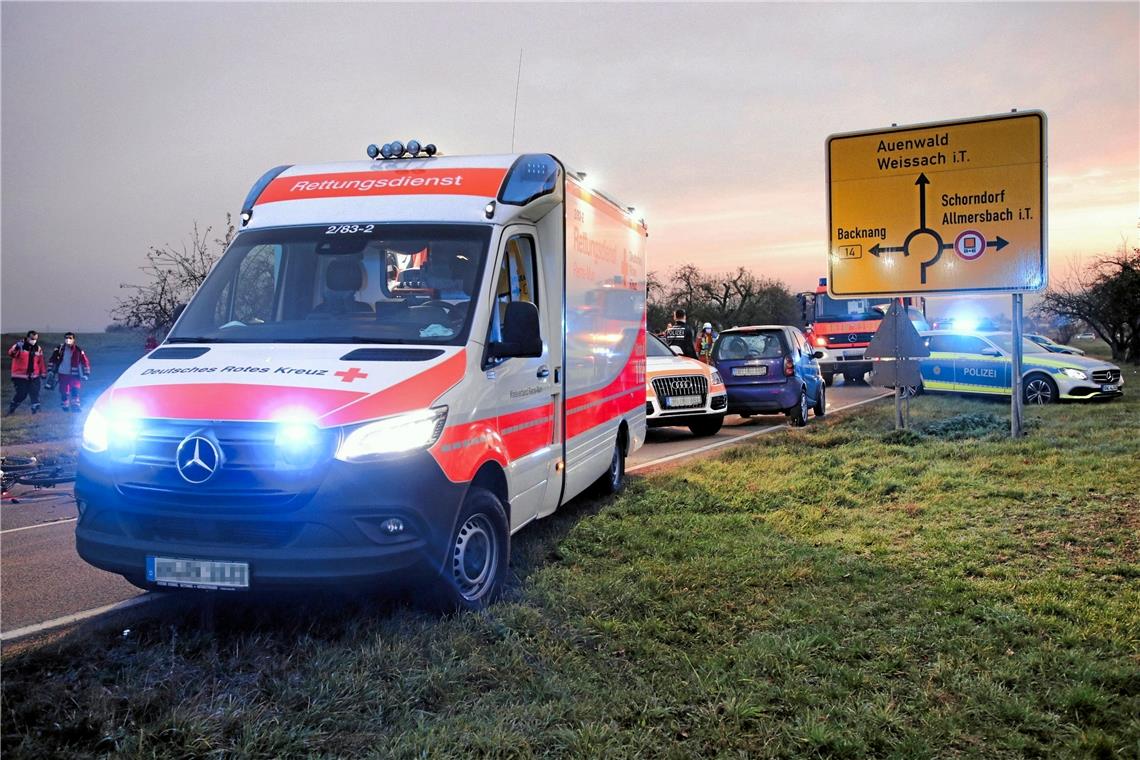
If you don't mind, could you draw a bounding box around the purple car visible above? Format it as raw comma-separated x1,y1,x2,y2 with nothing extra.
711,325,826,426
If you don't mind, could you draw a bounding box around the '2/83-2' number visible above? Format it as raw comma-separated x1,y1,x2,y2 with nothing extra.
325,224,375,235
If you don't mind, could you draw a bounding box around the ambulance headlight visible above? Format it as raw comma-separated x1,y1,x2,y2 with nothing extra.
1060,367,1088,380
275,421,321,465
335,407,448,462
82,409,109,453
83,407,142,453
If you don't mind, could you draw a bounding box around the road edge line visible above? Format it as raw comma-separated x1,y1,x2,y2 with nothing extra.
628,391,891,473
1,595,154,643
1,517,78,535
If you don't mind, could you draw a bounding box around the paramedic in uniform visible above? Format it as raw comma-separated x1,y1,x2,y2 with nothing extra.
6,330,47,415
664,309,699,359
50,332,92,412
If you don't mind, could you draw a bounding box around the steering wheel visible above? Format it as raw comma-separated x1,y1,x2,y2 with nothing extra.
422,299,454,315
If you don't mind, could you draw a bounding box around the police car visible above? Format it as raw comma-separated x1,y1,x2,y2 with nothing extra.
918,331,1123,404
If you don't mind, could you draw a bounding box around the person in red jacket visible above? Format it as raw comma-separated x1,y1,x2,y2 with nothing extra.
7,330,47,415
49,332,92,412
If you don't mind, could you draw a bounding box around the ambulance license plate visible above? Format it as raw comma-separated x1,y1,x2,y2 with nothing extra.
733,366,768,377
147,556,249,590
1101,383,1118,393
665,395,702,408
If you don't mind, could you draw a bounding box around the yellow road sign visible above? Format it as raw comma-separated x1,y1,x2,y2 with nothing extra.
827,111,1046,297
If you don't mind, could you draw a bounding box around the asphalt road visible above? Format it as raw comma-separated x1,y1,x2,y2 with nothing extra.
0,381,887,640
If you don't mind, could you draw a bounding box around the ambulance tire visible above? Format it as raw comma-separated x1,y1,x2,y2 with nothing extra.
431,488,510,612
688,416,723,437
822,373,834,387
843,371,864,385
1023,373,1058,405
595,440,626,496
787,387,809,427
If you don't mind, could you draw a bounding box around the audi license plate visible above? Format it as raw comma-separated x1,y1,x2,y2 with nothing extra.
1101,383,1118,393
733,366,768,377
665,395,702,409
147,556,249,590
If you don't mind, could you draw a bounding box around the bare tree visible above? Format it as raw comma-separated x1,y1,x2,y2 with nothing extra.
111,215,235,332
1035,245,1140,363
648,265,797,333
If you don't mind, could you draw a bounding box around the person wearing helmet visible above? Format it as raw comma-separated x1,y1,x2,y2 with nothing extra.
696,322,718,364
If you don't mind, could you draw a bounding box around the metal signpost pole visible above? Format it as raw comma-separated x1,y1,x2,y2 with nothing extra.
1011,293,1024,438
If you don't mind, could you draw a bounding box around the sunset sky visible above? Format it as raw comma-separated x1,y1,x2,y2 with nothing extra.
2,2,1137,330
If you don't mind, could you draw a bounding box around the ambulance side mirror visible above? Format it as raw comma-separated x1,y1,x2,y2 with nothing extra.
489,301,543,359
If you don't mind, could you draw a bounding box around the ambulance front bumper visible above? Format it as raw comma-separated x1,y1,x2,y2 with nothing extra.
75,450,466,589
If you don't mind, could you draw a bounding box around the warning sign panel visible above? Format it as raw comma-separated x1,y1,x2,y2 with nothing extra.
827,111,1046,297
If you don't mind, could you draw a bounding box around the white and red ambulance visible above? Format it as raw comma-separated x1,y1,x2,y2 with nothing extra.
76,144,647,608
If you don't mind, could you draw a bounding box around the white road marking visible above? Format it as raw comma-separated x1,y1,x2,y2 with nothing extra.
1,517,78,534
628,392,889,473
1,595,155,642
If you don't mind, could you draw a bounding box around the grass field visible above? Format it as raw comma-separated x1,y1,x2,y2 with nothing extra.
2,344,1137,758
1,332,147,459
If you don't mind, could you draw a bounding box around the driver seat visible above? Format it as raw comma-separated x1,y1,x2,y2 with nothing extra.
313,259,372,314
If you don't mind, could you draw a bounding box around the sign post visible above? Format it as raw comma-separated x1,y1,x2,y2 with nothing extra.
827,110,1047,437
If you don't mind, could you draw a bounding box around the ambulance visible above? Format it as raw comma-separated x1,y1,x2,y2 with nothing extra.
75,143,648,609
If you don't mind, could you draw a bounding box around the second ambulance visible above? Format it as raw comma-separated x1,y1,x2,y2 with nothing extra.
76,143,647,609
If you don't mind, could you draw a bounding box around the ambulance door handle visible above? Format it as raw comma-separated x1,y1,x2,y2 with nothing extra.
536,366,550,379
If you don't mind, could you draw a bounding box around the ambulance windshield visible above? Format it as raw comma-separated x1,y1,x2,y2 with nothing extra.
169,224,492,345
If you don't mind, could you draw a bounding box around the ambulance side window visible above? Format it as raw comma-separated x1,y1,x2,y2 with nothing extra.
488,235,539,343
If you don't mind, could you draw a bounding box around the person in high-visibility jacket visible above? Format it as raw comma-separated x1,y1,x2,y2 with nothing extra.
7,330,47,415
49,332,92,412
696,322,718,364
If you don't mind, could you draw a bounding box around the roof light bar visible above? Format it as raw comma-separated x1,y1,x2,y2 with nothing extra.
368,140,438,160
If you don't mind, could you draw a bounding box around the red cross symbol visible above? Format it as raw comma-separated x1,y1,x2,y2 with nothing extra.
335,367,369,383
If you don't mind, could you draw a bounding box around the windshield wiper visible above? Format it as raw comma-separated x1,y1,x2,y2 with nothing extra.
166,337,231,344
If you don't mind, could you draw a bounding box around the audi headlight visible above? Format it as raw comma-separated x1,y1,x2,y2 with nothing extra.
335,407,448,462
710,369,724,385
1060,367,1087,380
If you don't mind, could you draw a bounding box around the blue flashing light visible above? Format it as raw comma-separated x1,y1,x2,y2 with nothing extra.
367,144,380,159
498,154,561,206
818,277,827,287
407,140,421,157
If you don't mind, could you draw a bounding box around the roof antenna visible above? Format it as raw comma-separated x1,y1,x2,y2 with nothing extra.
510,48,523,153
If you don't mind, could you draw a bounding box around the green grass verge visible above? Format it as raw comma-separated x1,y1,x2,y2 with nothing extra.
2,349,1137,759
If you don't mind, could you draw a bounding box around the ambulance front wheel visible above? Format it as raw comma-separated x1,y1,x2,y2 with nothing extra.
822,372,834,386
595,439,626,495
434,487,510,611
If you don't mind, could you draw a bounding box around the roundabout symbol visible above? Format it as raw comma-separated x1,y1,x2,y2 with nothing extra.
867,173,1009,284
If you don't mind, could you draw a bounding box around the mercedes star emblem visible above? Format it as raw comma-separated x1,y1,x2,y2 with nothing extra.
849,333,859,343
175,435,221,484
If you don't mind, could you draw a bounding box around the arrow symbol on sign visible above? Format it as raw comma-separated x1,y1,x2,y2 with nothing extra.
915,173,930,229
988,236,1009,251
869,244,906,257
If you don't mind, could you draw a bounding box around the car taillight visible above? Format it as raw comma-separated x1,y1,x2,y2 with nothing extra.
784,356,795,376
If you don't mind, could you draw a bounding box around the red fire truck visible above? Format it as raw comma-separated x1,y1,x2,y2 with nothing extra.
798,278,928,386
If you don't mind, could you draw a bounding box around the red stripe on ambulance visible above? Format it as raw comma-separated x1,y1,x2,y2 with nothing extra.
318,350,468,427
256,169,508,204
